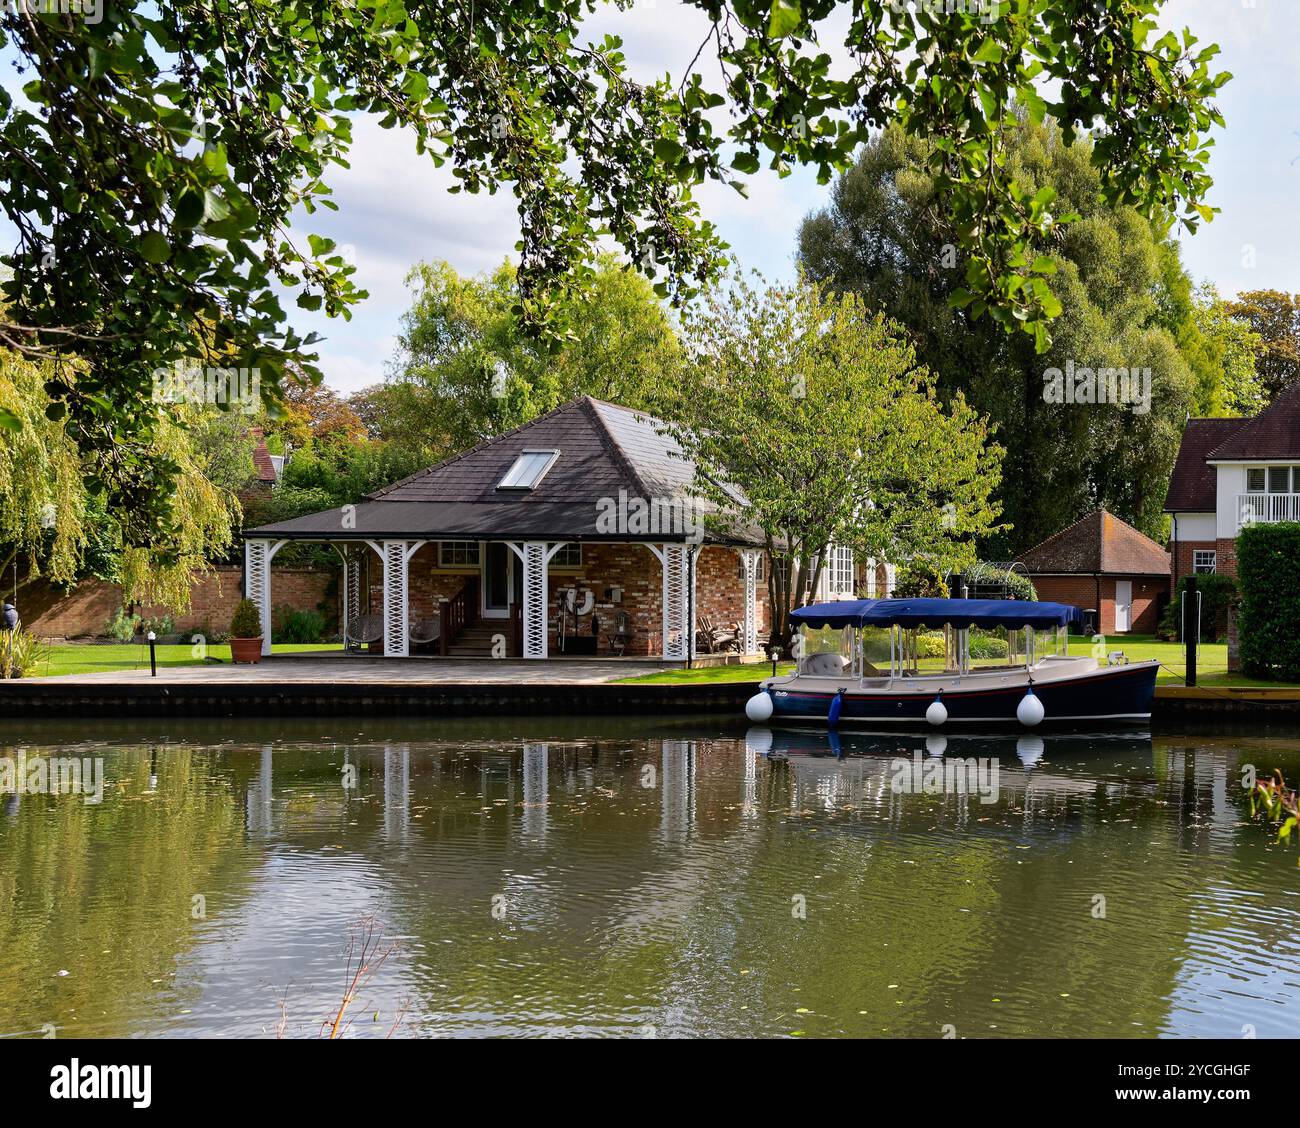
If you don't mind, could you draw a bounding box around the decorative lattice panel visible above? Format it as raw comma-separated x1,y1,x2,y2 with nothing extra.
345,547,363,646
662,544,690,661
244,539,279,656
522,542,549,659
382,540,409,657
740,549,760,655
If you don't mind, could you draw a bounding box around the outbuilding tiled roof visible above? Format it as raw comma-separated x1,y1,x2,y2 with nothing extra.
1016,509,1170,576
1163,418,1249,512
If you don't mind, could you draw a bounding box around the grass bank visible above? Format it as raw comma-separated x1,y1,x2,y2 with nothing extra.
27,642,344,678
617,635,1295,689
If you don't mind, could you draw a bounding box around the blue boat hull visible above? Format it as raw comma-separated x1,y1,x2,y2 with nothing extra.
767,662,1158,728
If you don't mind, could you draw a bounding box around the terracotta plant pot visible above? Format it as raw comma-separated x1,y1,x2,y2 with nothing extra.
230,637,263,664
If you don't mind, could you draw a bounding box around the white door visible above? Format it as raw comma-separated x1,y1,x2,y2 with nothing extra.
1114,580,1132,633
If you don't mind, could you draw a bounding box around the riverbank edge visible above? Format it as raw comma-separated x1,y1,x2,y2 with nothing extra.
2,679,1299,719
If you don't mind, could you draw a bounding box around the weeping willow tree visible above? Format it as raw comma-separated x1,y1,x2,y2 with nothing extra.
0,348,238,610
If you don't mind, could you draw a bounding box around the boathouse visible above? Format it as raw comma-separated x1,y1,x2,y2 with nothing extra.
243,398,862,661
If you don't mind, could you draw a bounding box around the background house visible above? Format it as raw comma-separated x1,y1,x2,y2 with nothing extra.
1165,381,1300,588
1015,509,1170,634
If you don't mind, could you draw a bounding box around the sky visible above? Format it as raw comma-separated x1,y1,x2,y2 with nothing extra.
9,1,1300,396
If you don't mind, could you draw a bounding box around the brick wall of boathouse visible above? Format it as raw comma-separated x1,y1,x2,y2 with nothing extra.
366,542,771,657
23,543,771,654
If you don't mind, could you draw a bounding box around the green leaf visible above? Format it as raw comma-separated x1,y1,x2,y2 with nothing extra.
139,231,171,263
0,406,21,432
768,0,802,39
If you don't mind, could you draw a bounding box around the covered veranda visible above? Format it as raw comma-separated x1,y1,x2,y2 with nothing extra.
242,531,766,664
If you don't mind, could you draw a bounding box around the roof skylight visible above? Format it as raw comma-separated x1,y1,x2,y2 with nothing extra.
497,449,560,490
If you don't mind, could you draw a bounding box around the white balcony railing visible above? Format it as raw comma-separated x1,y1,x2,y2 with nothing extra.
1238,493,1300,528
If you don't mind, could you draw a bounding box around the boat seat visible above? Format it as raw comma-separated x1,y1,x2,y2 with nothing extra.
803,652,848,676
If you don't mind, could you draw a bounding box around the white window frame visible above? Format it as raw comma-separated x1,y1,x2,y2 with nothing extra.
497,449,560,491
1192,550,1217,575
438,541,481,568
550,542,582,568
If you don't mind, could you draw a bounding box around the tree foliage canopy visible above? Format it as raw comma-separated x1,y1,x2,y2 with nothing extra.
798,118,1218,551
665,272,1004,644
0,0,1228,532
375,257,683,457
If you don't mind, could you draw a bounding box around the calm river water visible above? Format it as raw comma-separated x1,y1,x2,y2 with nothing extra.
1,716,1298,1039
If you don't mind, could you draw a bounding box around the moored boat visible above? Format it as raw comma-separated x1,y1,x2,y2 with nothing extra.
745,598,1158,729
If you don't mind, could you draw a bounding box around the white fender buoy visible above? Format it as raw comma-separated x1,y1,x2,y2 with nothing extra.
1017,686,1045,728
745,691,774,723
926,694,948,727
1016,736,1044,767
925,735,947,758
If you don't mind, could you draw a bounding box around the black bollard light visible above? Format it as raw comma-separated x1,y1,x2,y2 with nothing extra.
1182,576,1199,688
147,629,157,677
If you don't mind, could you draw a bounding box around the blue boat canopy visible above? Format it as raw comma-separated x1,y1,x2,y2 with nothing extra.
790,598,1084,631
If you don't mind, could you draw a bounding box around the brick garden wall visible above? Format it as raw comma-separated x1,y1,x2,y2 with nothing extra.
20,565,334,640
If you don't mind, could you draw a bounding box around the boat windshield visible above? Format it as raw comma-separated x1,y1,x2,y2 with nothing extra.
797,621,1072,679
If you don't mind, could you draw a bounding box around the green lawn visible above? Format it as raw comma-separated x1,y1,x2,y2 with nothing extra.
29,642,343,678
618,635,1295,689
619,661,796,685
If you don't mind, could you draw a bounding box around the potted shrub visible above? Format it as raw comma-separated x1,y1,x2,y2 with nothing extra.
229,599,263,664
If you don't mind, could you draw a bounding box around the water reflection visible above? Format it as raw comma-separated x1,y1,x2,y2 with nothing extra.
0,718,1297,1039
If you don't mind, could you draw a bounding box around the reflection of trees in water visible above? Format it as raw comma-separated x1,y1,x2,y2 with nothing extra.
3,729,1298,1037
0,744,257,1038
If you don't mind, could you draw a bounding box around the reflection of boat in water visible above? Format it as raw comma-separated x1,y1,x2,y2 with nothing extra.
748,725,1153,768
746,598,1158,730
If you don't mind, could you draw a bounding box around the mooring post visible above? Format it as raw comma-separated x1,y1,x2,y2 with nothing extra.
1183,575,1199,688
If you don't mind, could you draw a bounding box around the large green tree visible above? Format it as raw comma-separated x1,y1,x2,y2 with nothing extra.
1224,290,1300,407
375,257,683,457
666,272,1004,647
0,349,239,608
0,0,1227,531
798,118,1203,551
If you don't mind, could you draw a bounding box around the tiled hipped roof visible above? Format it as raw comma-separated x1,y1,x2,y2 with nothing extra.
1204,380,1300,460
1165,381,1300,513
246,397,764,545
1163,418,1249,512
1016,509,1170,577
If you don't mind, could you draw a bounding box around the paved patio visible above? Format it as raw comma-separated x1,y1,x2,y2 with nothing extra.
33,656,673,686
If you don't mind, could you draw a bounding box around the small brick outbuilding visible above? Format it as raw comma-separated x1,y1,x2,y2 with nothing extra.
1015,509,1170,635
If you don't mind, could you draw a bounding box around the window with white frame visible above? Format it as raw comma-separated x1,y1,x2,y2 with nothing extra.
497,449,559,490
813,546,853,599
1193,550,1217,574
438,541,480,567
1247,466,1300,493
551,542,581,567
737,553,766,581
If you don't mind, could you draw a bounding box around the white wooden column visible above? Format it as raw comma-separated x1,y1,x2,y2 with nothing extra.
244,538,285,656
739,548,761,655
647,543,700,662
507,542,567,659
368,540,424,657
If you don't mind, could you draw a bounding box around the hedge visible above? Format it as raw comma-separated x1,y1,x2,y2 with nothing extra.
1157,574,1237,642
1237,523,1300,680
